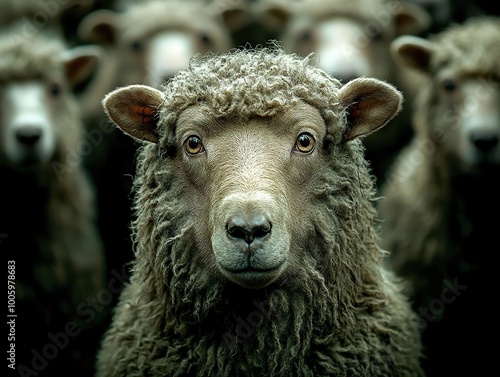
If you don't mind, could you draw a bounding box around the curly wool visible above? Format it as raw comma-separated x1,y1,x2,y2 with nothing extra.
97,47,423,377
427,16,500,77
158,45,343,136
0,28,65,81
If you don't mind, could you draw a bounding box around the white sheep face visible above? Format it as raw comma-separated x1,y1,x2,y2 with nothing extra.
254,0,430,83
436,72,500,171
392,31,500,174
1,81,58,169
284,16,393,82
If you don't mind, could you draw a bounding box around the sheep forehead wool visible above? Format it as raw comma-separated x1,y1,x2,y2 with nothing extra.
159,46,343,133
0,29,66,82
430,17,500,75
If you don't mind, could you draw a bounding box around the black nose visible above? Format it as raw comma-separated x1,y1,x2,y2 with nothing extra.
226,215,272,245
470,130,499,152
16,127,42,146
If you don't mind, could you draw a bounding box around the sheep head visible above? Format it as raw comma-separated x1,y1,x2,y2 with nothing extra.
0,29,101,170
103,74,400,289
391,17,500,172
252,0,430,82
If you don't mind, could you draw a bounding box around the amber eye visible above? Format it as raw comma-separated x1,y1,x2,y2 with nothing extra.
294,132,315,153
441,78,457,93
184,135,205,155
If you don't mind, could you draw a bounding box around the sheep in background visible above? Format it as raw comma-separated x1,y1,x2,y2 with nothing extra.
252,0,431,187
0,22,107,376
377,16,500,376
95,46,423,376
77,0,249,121
75,0,251,293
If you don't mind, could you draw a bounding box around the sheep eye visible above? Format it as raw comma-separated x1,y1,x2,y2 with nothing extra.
130,40,143,52
441,78,457,93
294,132,315,153
184,135,205,155
48,82,61,97
299,30,312,43
200,32,211,45
369,29,383,41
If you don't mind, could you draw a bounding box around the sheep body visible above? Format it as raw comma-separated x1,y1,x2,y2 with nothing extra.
377,16,500,376
96,46,423,376
0,23,106,375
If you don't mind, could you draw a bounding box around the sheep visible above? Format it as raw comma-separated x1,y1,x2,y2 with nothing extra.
0,22,107,375
95,45,424,377
252,0,431,187
77,0,249,121
376,16,500,376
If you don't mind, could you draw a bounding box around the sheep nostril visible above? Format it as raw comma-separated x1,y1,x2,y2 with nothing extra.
16,127,42,146
226,215,272,245
470,131,499,152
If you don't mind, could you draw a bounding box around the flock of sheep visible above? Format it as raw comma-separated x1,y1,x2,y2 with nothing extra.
1,0,498,376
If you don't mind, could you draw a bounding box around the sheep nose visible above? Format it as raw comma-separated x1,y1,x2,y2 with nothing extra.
470,130,499,152
16,127,42,146
226,215,272,245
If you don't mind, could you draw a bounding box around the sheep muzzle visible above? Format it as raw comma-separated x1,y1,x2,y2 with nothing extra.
211,191,290,289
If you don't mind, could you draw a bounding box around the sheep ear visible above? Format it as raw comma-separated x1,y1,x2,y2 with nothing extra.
102,85,164,144
391,35,434,73
219,3,252,31
252,0,292,34
62,45,102,88
393,2,431,36
339,78,403,142
77,9,118,44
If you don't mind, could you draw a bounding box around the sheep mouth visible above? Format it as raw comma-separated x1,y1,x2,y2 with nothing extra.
223,265,280,274
220,264,285,289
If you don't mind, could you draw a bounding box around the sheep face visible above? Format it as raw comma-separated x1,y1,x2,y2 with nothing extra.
254,0,430,82
1,81,58,168
173,102,330,289
0,36,99,170
103,50,403,290
392,22,500,173
433,73,500,171
78,0,237,89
